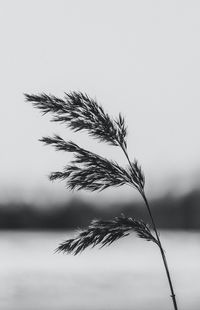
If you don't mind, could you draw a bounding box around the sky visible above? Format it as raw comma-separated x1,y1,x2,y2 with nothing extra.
0,0,200,205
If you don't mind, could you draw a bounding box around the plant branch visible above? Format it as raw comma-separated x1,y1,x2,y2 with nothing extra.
40,135,140,191
25,92,127,147
56,215,159,255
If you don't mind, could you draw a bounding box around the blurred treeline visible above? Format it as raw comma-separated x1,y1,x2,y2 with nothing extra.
0,190,200,230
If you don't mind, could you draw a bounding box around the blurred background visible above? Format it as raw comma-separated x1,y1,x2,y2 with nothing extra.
1,0,200,309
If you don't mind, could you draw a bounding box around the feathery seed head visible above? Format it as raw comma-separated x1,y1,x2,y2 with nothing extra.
25,91,127,148
40,134,144,192
56,215,158,255
25,92,145,192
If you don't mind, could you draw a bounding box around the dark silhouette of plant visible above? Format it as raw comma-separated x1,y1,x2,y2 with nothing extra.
25,91,179,310
56,215,159,255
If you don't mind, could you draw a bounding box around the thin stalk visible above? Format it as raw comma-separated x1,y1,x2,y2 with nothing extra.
141,192,178,310
120,144,178,310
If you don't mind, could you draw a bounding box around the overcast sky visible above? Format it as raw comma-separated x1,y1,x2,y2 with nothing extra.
1,0,200,204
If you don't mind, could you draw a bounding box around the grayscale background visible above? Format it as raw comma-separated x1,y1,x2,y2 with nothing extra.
1,1,200,309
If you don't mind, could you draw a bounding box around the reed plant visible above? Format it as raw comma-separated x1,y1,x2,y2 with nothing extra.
25,91,179,310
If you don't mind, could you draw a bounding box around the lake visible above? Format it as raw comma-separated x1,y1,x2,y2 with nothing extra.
1,230,200,310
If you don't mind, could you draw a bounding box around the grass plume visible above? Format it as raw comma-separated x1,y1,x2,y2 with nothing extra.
26,91,179,310
25,92,127,148
56,215,159,255
40,134,144,191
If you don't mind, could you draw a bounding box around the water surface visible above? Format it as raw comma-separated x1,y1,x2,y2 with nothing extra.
1,230,200,310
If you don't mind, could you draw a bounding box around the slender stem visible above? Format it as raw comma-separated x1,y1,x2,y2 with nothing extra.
120,144,178,310
141,192,178,310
